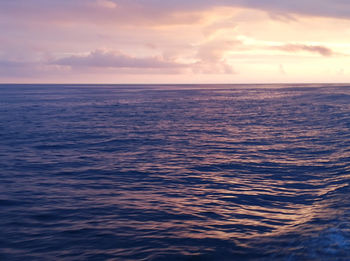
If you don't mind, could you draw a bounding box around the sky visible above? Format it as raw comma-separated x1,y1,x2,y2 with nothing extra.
1,0,350,83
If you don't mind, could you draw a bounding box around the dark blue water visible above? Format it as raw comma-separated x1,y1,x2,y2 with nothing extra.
1,84,350,260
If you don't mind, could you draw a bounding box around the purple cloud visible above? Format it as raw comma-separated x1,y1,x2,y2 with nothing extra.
3,1,350,27
52,50,184,69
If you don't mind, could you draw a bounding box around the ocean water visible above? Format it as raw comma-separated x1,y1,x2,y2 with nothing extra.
0,84,350,260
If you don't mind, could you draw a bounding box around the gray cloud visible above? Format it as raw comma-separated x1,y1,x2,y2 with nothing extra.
273,44,334,56
0,47,236,79
3,0,350,27
53,49,236,74
52,50,184,69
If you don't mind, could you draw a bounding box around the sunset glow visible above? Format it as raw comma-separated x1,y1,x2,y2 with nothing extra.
2,0,350,83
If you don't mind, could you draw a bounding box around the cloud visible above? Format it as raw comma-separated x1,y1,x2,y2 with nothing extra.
1,0,350,83
273,44,334,56
193,40,238,74
52,50,184,69
52,49,237,74
0,46,238,80
113,1,350,21
5,1,350,20
4,0,350,29
0,0,204,27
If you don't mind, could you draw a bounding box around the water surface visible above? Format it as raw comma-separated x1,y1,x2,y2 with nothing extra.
1,84,350,260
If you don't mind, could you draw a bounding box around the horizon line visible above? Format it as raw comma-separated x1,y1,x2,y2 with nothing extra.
1,82,350,86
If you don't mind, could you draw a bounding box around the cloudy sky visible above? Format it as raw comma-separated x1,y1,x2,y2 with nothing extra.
1,0,350,83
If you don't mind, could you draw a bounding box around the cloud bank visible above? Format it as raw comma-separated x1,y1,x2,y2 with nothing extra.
3,0,350,24
53,50,183,69
274,44,334,56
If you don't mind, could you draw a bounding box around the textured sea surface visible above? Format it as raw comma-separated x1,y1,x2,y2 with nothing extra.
1,84,350,260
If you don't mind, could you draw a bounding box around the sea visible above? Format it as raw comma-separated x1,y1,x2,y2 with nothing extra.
1,84,350,260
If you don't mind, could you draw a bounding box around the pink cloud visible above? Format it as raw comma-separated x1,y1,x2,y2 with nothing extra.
274,44,334,56
192,40,240,74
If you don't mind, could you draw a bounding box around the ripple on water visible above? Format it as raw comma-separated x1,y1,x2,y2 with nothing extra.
0,84,350,260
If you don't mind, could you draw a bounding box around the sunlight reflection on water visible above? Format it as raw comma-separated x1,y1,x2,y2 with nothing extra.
0,84,350,260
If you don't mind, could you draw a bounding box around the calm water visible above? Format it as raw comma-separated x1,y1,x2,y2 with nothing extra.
1,84,350,260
